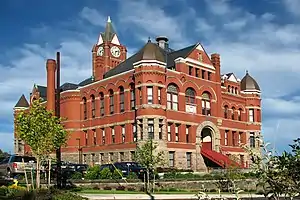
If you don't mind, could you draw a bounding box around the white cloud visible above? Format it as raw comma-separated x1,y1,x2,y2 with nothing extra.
79,7,106,27
282,0,300,17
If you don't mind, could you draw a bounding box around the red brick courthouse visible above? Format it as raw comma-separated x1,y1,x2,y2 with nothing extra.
14,17,261,171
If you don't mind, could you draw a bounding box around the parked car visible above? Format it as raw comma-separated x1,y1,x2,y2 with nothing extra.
0,155,36,178
99,162,146,179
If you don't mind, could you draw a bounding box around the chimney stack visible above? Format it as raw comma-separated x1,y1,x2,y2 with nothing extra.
211,53,221,83
156,36,169,49
46,59,56,112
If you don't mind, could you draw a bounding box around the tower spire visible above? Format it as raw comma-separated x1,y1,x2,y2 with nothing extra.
107,16,111,23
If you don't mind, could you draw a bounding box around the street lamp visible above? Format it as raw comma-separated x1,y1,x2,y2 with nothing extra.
76,138,82,164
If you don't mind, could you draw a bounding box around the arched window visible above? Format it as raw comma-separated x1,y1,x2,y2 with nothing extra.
232,107,236,120
235,87,238,95
167,84,178,111
130,83,135,110
238,108,242,121
185,88,196,105
91,95,95,118
232,86,234,94
100,92,104,116
228,86,230,92
224,105,228,119
109,89,114,114
83,97,87,120
119,86,125,112
201,92,211,116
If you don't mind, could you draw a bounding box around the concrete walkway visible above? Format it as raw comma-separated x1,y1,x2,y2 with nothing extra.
79,193,266,200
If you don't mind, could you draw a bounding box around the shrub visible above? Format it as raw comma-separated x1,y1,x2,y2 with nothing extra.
99,168,112,179
116,186,125,191
71,172,83,180
85,166,101,180
127,187,136,191
103,186,112,190
127,172,138,179
112,169,123,179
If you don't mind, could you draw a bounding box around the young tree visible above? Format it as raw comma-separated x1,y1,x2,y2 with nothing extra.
135,139,165,192
15,98,68,189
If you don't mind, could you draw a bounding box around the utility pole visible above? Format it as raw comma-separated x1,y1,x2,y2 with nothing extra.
55,52,62,188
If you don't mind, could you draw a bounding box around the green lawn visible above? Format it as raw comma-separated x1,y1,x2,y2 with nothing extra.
76,189,254,195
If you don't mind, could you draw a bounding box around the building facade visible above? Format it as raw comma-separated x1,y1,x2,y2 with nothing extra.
14,17,262,171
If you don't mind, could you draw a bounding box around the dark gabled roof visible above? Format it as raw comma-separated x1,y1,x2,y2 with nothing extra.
36,85,47,101
15,94,29,108
78,77,94,86
104,42,197,78
60,83,78,91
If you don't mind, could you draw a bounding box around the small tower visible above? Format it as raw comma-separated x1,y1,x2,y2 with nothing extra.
14,94,30,155
92,16,127,81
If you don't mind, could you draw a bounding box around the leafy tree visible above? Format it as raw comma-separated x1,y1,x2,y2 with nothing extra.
0,149,10,160
15,98,68,189
246,138,300,200
135,139,165,192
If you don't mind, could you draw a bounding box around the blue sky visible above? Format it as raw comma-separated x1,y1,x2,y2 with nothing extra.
1,0,300,153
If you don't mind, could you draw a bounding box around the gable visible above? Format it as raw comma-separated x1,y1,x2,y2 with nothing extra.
111,34,120,45
97,34,104,45
185,43,214,67
227,73,238,83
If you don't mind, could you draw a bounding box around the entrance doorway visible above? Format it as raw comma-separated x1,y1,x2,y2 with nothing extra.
201,127,212,150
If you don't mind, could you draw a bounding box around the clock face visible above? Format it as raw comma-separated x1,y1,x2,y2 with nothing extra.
97,46,104,56
110,46,121,58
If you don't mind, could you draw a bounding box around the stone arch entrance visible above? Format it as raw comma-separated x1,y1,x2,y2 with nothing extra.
196,121,221,152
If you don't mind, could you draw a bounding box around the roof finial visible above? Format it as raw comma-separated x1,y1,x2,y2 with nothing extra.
246,70,249,74
107,16,111,23
148,37,151,43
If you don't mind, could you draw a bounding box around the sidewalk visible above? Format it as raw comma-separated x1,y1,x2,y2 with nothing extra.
79,193,266,200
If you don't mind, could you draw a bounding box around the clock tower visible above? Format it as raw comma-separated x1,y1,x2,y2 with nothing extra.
92,16,127,81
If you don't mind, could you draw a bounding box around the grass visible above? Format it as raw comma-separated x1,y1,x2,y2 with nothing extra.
76,189,255,195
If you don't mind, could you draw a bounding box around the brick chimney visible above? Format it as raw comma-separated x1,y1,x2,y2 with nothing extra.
211,53,221,83
46,59,56,112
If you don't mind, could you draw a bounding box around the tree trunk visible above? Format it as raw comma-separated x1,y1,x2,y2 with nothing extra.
147,169,150,193
48,158,51,187
36,157,40,189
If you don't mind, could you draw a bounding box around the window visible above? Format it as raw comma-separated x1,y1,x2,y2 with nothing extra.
195,68,199,77
201,70,205,79
167,84,178,111
167,123,171,142
201,92,211,116
238,132,242,145
102,128,105,144
131,151,135,161
235,87,238,94
147,86,153,104
186,125,190,143
130,84,135,110
91,95,95,118
111,127,115,143
132,123,137,142
100,153,104,164
238,108,242,121
119,86,125,112
83,97,87,120
189,66,193,75
207,72,211,80
158,87,162,104
83,154,87,164
84,130,88,146
148,119,154,139
169,152,175,167
120,152,124,162
250,132,255,148
224,106,228,118
175,124,179,142
185,88,196,105
228,85,231,93
198,53,203,61
159,119,163,140
232,86,234,94
139,120,143,140
100,92,104,116
186,152,192,168
121,125,125,143
231,107,235,120
225,130,229,146
109,89,114,114
93,129,96,145
109,152,114,162
249,109,254,122
232,131,236,146
91,153,95,165
138,87,142,104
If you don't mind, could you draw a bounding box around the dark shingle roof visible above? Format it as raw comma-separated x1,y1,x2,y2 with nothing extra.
104,42,197,78
15,94,29,108
60,83,79,91
36,85,47,101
